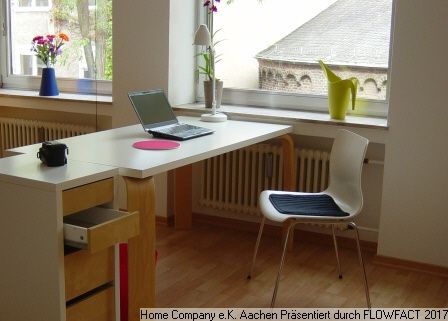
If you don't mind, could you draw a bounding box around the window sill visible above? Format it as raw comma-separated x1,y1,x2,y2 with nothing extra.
0,89,113,116
174,103,389,144
0,89,112,103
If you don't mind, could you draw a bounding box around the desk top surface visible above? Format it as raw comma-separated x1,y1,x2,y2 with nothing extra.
8,116,292,179
0,154,117,191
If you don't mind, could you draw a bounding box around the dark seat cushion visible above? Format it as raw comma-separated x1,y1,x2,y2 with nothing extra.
268,193,349,217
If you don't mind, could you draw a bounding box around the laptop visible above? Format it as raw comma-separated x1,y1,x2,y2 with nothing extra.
128,89,214,141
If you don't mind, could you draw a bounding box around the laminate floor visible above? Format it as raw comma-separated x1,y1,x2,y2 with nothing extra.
155,223,448,308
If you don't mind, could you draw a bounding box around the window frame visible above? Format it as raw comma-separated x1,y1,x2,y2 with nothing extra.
0,0,112,95
16,0,50,10
196,0,395,118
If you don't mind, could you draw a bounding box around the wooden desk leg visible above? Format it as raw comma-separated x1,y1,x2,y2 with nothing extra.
123,176,156,321
279,134,296,251
279,134,296,192
174,164,193,229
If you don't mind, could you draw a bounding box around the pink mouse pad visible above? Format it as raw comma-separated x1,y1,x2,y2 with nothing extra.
132,140,180,150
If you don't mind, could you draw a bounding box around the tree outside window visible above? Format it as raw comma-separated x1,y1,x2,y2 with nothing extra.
8,0,112,81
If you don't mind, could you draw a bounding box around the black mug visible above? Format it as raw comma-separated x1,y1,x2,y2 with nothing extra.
37,141,69,167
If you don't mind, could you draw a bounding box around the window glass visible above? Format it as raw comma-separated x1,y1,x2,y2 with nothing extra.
7,0,112,81
35,0,49,7
18,0,32,7
212,0,393,103
20,54,33,75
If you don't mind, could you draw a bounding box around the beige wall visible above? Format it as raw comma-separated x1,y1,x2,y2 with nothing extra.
377,0,448,267
112,0,195,128
112,0,170,128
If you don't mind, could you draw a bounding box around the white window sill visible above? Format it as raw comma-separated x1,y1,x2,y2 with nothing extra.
174,103,389,144
0,89,113,116
0,88,112,103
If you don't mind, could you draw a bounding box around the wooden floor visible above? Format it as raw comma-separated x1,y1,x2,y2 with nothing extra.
155,222,448,308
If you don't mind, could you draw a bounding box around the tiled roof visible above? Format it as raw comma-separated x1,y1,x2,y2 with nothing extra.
256,0,392,68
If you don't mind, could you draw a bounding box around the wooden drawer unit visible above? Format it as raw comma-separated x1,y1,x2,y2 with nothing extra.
63,207,139,253
0,155,123,321
61,176,139,321
66,286,115,321
65,247,114,301
62,178,114,216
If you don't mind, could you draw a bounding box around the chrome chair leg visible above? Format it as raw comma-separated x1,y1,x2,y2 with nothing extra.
248,216,266,279
271,222,295,308
331,224,342,279
349,222,371,308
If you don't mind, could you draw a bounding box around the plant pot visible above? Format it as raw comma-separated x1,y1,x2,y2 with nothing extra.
39,67,59,96
204,80,223,109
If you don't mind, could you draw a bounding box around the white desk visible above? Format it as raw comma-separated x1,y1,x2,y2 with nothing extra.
10,117,292,178
8,116,292,321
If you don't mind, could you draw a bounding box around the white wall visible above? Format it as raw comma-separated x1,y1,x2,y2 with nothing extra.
377,0,448,267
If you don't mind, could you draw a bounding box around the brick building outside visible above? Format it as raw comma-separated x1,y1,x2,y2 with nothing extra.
256,0,392,100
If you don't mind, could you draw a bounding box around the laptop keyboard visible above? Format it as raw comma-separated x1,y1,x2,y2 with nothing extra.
155,124,208,136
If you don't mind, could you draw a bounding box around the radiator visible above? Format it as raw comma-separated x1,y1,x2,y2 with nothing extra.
0,117,94,157
199,144,330,216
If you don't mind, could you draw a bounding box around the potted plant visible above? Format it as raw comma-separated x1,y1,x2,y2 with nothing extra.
31,32,69,96
196,34,224,109
195,0,224,109
196,0,262,109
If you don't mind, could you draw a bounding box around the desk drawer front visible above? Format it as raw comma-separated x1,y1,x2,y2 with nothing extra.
64,207,139,253
65,247,114,301
63,178,114,216
66,286,115,321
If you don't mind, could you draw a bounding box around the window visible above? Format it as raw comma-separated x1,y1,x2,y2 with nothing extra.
20,54,33,75
201,0,394,117
35,0,49,7
0,0,112,94
18,0,31,7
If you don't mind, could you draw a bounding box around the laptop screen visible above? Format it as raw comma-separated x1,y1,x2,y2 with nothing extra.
128,89,178,129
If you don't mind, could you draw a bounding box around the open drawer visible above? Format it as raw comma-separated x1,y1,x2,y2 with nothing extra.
64,207,139,253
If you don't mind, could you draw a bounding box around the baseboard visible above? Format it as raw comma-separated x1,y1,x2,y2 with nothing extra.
156,215,174,226
373,255,448,278
193,212,377,253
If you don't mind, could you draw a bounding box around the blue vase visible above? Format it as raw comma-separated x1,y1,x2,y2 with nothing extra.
39,67,59,96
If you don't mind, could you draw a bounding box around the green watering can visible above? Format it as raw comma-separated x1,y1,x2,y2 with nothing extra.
319,60,358,120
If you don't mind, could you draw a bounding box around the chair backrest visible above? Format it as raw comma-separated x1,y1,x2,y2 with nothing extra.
326,129,369,217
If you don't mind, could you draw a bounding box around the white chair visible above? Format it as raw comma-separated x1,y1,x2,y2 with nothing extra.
247,129,371,308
